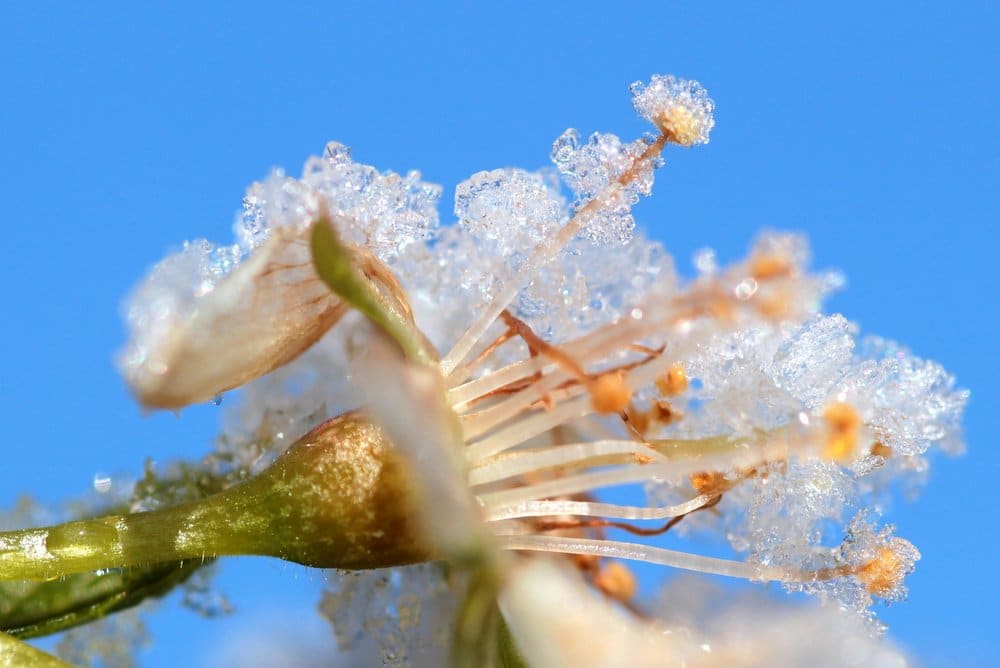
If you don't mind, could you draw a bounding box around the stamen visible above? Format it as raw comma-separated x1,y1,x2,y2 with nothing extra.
440,131,672,377
483,495,716,523
468,440,663,487
823,402,862,463
478,465,712,512
593,562,637,602
588,371,633,415
465,394,606,462
493,534,792,581
656,362,689,396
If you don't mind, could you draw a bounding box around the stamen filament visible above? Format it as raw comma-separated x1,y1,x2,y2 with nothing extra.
468,440,662,486
483,496,714,522
494,534,789,581
440,131,670,377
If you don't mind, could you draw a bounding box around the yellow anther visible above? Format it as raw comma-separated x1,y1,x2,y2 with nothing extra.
689,470,726,495
657,106,700,147
624,405,651,435
589,372,633,415
870,441,893,459
656,363,689,396
856,545,904,597
594,561,638,602
823,402,862,463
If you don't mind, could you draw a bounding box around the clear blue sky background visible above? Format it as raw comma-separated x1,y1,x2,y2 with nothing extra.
1,2,996,666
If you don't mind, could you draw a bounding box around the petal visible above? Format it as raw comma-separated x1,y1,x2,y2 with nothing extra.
353,333,493,567
121,225,346,409
498,558,691,668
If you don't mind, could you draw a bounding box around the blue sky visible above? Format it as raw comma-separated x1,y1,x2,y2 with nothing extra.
1,2,997,666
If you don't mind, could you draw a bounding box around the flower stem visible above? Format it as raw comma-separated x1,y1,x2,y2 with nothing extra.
0,413,431,582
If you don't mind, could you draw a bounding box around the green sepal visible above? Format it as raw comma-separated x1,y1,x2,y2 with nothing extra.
309,213,433,365
450,569,501,668
497,613,529,668
0,560,205,640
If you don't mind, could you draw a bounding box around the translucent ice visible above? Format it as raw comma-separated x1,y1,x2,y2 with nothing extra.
630,74,715,146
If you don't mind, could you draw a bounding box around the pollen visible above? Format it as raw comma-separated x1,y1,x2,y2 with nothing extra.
657,106,701,147
656,363,689,396
856,545,905,597
823,402,862,463
690,470,726,495
589,372,633,414
870,441,893,459
594,561,637,602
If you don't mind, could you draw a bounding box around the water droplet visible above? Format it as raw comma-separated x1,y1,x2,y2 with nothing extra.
93,473,112,494
45,521,121,559
693,247,717,275
734,278,758,300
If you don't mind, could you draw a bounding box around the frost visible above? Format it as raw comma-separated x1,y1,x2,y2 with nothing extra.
630,74,715,146
455,167,568,246
55,607,150,668
239,141,442,260
551,129,659,243
318,565,458,666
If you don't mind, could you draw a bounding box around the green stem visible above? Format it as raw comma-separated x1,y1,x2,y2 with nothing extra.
0,413,431,582
0,632,72,668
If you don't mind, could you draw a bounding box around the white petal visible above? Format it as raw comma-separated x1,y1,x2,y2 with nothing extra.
121,226,346,409
499,558,694,668
353,334,491,565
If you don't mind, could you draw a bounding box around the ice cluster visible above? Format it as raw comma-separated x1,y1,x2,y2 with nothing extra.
318,564,458,667
629,74,715,146
551,129,658,243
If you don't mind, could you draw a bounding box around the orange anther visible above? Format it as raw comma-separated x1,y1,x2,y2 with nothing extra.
590,372,633,415
856,546,904,597
823,402,862,463
750,254,794,280
594,562,638,601
689,470,726,495
656,363,689,396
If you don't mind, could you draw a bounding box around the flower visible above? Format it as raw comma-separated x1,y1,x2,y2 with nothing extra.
117,74,966,665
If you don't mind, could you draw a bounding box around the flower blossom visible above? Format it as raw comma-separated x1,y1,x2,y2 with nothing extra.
118,74,966,665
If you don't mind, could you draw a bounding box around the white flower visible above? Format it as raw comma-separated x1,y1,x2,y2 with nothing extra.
120,74,965,665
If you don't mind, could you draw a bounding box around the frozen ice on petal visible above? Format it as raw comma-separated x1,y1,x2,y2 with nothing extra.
499,558,697,668
235,141,442,261
120,225,349,409
454,167,568,246
770,315,857,409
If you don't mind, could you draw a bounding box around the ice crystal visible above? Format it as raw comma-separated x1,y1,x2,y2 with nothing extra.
630,74,715,146
551,130,658,243
319,565,457,666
